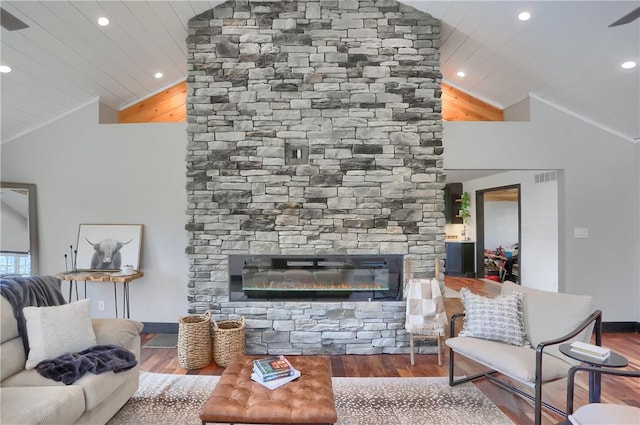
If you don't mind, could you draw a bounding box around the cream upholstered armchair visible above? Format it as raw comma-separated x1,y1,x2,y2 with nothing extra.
405,271,447,366
446,281,602,425
566,365,640,425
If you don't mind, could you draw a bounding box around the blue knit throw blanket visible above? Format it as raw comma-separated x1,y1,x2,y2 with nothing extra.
36,344,138,385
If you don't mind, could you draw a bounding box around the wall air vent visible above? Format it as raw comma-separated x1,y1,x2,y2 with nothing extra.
535,171,557,184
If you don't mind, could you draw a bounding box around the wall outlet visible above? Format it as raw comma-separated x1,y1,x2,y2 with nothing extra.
98,300,105,311
573,227,589,239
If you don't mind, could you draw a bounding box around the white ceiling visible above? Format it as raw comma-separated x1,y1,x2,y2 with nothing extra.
1,1,639,144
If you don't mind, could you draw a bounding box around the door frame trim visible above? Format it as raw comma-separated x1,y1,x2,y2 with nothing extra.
474,184,521,282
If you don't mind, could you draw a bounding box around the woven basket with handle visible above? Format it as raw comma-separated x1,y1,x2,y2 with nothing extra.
212,316,245,367
177,311,211,370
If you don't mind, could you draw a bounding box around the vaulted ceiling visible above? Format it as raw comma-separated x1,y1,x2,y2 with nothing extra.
1,1,638,143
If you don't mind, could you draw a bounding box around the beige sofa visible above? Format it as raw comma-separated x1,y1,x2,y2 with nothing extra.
0,295,143,424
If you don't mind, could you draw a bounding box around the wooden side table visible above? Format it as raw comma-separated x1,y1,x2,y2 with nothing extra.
559,343,628,403
56,271,143,318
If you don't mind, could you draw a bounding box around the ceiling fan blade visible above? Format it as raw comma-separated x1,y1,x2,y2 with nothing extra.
1,7,29,31
609,6,640,27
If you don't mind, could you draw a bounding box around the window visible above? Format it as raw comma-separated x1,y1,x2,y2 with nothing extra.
0,252,31,276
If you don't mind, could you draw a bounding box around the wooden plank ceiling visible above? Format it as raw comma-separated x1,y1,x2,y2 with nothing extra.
484,189,519,202
441,83,504,121
118,82,187,123
118,80,503,124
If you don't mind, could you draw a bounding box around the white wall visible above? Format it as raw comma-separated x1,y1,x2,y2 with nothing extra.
2,96,639,323
1,101,189,322
445,98,640,321
503,98,530,121
483,201,519,250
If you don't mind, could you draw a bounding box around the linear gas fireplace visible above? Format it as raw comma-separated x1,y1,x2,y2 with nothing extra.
229,255,403,302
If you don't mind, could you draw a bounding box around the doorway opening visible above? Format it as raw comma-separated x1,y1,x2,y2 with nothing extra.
475,185,521,283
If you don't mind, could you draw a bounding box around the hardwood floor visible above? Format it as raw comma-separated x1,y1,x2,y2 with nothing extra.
139,277,639,425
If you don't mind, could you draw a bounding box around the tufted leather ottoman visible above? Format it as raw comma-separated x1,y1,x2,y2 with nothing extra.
200,355,337,424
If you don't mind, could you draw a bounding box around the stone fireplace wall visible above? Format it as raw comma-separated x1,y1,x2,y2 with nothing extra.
185,0,444,355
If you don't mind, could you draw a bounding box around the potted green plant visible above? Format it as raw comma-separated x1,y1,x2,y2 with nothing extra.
460,191,471,221
460,191,471,240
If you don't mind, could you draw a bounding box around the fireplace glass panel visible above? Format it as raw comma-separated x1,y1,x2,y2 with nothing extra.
230,255,402,301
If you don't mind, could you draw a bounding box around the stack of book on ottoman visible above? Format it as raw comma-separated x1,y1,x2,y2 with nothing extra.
251,355,301,390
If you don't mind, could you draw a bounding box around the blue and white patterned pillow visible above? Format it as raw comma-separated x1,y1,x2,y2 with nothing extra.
459,288,530,347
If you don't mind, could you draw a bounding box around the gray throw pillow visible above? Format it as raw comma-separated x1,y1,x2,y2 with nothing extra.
459,288,530,347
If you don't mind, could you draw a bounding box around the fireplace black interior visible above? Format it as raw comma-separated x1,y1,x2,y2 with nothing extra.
229,255,403,301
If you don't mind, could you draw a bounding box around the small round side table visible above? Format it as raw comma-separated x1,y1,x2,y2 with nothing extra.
559,343,628,403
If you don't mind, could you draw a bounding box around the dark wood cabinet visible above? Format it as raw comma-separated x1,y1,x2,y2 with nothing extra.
445,241,475,277
444,183,463,224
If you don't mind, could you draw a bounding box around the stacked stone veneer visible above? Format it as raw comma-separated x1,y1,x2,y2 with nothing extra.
185,0,444,355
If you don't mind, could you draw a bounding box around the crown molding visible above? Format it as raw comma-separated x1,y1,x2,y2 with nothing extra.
529,93,636,144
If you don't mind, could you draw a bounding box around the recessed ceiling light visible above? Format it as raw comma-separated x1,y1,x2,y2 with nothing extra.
0,65,12,73
518,11,531,21
97,17,109,27
154,72,164,79
456,71,466,78
621,60,637,70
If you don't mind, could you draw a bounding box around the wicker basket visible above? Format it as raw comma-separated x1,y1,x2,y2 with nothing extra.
177,311,211,370
212,316,246,367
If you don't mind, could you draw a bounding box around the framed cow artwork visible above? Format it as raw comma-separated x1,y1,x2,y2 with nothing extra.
75,224,143,272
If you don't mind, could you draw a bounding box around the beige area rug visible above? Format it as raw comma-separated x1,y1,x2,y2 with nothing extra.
108,372,514,425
